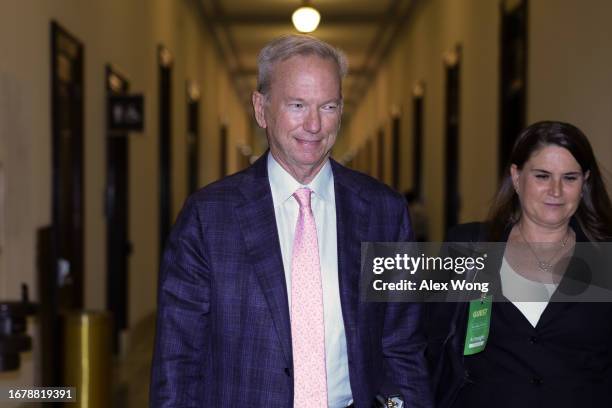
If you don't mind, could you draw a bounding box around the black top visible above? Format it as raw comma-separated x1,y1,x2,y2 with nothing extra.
425,222,612,408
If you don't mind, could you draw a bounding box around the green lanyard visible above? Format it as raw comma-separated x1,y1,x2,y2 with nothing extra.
463,295,493,355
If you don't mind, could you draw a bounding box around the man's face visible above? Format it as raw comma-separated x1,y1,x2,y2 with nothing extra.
253,55,342,183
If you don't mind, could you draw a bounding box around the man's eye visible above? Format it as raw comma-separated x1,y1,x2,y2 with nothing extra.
322,104,338,111
289,103,304,109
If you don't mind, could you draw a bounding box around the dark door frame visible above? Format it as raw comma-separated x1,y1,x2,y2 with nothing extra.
377,128,385,182
412,82,425,200
367,138,374,177
499,0,528,176
48,19,85,388
186,81,200,194
391,115,401,191
219,124,228,178
158,45,173,260
444,45,462,233
105,64,131,353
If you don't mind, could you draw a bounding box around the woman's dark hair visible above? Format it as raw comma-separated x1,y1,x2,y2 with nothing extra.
488,121,612,241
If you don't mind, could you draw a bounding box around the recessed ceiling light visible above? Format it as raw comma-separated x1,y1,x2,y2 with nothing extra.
292,6,321,33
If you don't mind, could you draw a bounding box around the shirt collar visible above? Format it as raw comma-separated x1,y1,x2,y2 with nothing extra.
267,152,334,206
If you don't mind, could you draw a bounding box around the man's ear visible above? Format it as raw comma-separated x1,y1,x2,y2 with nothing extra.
252,91,267,129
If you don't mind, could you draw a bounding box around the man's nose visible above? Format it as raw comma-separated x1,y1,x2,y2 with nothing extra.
303,108,321,134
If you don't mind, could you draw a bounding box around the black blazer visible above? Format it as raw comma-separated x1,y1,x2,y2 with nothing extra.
425,222,612,408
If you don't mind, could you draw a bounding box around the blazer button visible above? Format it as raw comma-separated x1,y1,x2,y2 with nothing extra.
284,367,292,377
529,335,538,344
530,376,543,385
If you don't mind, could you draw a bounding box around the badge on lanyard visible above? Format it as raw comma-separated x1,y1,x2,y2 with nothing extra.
463,294,492,355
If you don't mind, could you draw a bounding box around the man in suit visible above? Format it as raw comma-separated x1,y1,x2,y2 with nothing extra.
150,34,432,408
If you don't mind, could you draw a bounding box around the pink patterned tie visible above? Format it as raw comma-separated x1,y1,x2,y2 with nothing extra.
291,188,328,408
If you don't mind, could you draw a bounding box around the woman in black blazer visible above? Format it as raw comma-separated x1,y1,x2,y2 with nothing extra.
426,121,612,408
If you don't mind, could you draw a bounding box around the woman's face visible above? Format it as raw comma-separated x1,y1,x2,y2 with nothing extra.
511,145,588,230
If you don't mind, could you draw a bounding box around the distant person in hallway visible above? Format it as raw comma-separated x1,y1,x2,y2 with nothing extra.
425,121,612,408
150,34,432,408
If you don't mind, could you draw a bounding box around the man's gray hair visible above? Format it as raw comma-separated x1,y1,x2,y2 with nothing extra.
256,34,348,95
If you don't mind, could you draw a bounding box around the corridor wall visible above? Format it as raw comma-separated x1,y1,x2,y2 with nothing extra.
343,0,612,241
0,0,250,392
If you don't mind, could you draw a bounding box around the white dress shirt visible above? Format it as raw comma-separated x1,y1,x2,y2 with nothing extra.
267,153,352,408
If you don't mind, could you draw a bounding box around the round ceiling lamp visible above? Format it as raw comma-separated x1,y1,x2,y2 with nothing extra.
292,5,321,33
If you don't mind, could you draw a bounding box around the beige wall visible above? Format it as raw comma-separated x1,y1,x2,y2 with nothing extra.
529,0,612,181
0,0,250,391
343,0,611,241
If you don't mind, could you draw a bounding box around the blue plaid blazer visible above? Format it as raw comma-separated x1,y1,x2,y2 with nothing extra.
150,154,432,407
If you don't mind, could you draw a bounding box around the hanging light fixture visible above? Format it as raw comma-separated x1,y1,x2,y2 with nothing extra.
292,1,321,33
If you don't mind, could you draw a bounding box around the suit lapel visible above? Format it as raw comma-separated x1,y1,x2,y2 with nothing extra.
236,156,292,365
332,161,369,346
533,221,590,328
537,251,587,327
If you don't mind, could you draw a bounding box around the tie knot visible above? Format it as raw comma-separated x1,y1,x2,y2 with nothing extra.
293,188,312,210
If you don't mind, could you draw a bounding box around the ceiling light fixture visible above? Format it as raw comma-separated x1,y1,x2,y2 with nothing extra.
292,2,321,33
